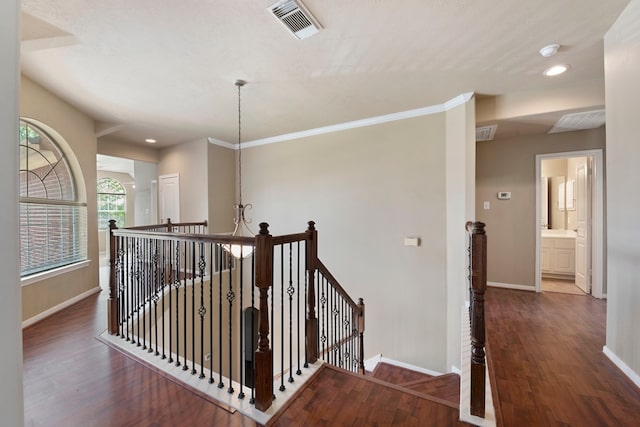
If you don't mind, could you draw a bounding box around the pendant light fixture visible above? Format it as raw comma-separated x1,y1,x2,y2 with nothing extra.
225,79,255,258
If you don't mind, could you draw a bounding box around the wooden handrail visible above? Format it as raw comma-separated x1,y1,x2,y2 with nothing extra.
316,260,359,311
467,221,487,418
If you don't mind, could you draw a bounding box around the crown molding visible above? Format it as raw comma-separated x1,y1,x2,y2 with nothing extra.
207,92,475,150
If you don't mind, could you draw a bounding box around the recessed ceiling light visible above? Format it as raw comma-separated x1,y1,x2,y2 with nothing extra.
145,138,157,143
543,64,569,77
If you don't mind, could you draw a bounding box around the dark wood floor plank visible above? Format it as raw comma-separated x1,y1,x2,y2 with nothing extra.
485,288,640,427
371,362,434,384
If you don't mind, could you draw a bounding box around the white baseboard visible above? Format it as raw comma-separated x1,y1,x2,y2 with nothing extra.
22,286,102,329
488,281,535,292
377,356,443,376
364,354,382,372
603,346,640,389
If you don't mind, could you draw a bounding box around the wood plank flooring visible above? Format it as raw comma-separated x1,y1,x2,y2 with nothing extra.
23,283,640,426
23,291,256,427
485,288,640,427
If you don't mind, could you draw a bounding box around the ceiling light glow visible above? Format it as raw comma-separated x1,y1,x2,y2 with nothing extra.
543,64,569,76
145,138,157,143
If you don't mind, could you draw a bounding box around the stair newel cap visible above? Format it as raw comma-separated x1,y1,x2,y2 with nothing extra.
307,221,316,232
259,222,270,235
108,219,117,230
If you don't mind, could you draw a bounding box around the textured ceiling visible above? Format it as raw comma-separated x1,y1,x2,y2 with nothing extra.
20,0,629,146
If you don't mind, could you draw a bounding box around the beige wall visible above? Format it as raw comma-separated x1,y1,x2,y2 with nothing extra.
158,139,209,222
207,143,235,232
20,76,101,322
445,99,476,371
476,128,605,287
242,112,453,371
0,0,24,422
604,0,640,381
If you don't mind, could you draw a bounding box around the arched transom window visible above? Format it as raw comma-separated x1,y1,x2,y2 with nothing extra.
97,178,126,229
19,119,87,277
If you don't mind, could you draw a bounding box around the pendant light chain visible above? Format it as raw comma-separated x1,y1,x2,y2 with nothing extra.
236,79,244,207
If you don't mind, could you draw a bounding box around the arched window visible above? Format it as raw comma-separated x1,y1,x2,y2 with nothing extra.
97,178,126,229
19,119,87,277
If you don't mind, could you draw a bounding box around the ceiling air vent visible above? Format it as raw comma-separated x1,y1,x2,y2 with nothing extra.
548,109,605,134
268,0,322,40
476,125,497,142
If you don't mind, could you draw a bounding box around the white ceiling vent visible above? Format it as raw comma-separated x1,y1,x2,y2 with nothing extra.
268,0,322,40
476,125,497,142
548,109,606,134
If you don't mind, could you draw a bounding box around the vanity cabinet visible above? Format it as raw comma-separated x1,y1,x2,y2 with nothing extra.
541,236,575,278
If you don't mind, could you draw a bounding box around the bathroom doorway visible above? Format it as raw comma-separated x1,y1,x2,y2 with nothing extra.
535,150,605,298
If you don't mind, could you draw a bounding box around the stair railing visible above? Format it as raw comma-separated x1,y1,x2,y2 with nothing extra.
107,219,364,413
466,221,487,418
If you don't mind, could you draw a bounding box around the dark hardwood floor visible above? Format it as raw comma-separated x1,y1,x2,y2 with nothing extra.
23,285,640,426
486,288,640,427
23,291,256,427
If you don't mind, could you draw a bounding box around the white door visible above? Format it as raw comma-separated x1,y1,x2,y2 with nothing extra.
575,159,591,293
159,173,180,223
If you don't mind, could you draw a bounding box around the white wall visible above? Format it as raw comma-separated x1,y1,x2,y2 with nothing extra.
604,0,640,383
0,0,25,424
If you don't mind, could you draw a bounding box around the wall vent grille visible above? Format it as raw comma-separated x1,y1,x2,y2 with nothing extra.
476,125,497,141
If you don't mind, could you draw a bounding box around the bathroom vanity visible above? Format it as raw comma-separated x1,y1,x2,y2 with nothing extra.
541,229,576,279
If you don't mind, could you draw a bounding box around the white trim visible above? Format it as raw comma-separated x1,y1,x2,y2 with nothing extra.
364,354,383,373
208,92,475,149
22,286,101,329
20,259,91,287
488,281,535,291
535,150,605,298
603,346,640,388
378,357,443,377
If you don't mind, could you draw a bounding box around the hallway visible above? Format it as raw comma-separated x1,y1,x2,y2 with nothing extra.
485,288,640,426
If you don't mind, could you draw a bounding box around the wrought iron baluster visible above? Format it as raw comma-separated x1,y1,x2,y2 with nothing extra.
238,247,245,400
218,245,224,389
183,241,189,371
279,244,285,392
208,244,215,384
287,243,294,384
191,241,197,375
174,240,181,367
168,240,174,364
161,240,166,360
227,252,235,394
152,240,160,355
320,275,326,361
198,242,206,379
303,263,308,368
135,238,141,347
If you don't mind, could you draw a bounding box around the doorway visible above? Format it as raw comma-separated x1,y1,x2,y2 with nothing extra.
535,150,605,298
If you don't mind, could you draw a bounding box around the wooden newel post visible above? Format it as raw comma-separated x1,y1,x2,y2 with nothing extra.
254,222,274,412
469,221,487,418
107,220,118,335
357,298,365,375
305,220,319,365
166,218,173,233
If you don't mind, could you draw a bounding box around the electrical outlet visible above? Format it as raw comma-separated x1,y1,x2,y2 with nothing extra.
204,353,211,361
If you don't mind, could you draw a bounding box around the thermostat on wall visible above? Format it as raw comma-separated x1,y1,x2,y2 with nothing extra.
497,191,511,200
